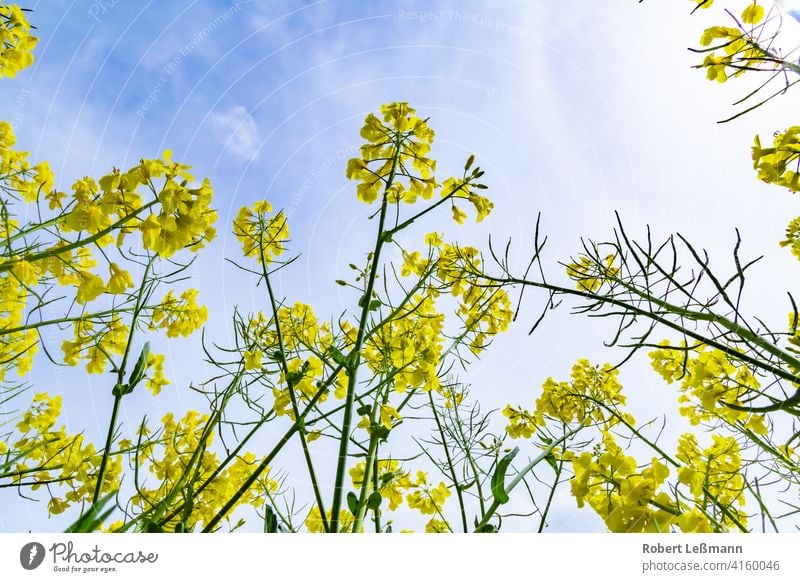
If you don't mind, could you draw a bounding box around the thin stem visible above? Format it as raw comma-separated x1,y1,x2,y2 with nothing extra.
0,307,135,337
429,391,468,533
538,457,563,533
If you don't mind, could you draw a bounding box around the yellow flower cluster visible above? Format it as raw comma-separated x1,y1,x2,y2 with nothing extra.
145,352,169,395
370,238,514,397
130,410,278,531
750,127,800,261
440,176,493,225
781,217,800,261
425,518,450,533
61,315,129,374
405,471,451,516
305,507,355,533
428,241,514,355
0,120,53,203
570,432,676,532
347,103,493,224
273,355,327,417
536,359,632,427
0,5,37,78
752,127,800,194
150,288,208,338
347,102,435,205
349,459,414,511
457,283,513,356
649,340,767,429
675,433,747,531
502,404,538,439
232,200,288,265
0,258,38,381
565,253,618,293
696,2,767,84
505,359,633,439
235,303,355,418
363,293,445,393
9,392,121,516
60,315,170,392
277,302,319,349
62,151,217,258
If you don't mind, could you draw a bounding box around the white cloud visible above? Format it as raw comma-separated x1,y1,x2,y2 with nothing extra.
208,105,261,160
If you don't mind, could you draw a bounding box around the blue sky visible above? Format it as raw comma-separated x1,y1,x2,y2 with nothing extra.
2,0,800,532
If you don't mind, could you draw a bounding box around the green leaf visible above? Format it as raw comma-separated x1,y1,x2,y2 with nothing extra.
127,341,150,389
545,453,558,473
367,491,382,510
346,492,359,515
490,447,519,505
111,383,131,397
368,299,382,311
264,505,278,533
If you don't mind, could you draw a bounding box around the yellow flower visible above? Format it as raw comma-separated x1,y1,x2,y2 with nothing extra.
424,232,443,247
145,353,169,395
406,477,450,515
425,518,449,533
75,271,106,304
566,254,618,293
741,2,765,25
379,404,400,430
107,263,134,294
243,349,262,371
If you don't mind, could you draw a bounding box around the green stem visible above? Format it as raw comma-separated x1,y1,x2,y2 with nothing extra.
330,132,402,532
488,274,800,400
92,394,122,505
538,457,562,533
1,307,134,337
258,220,328,532
91,258,154,505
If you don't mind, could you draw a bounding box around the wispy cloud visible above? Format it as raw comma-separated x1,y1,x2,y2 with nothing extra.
208,105,261,160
